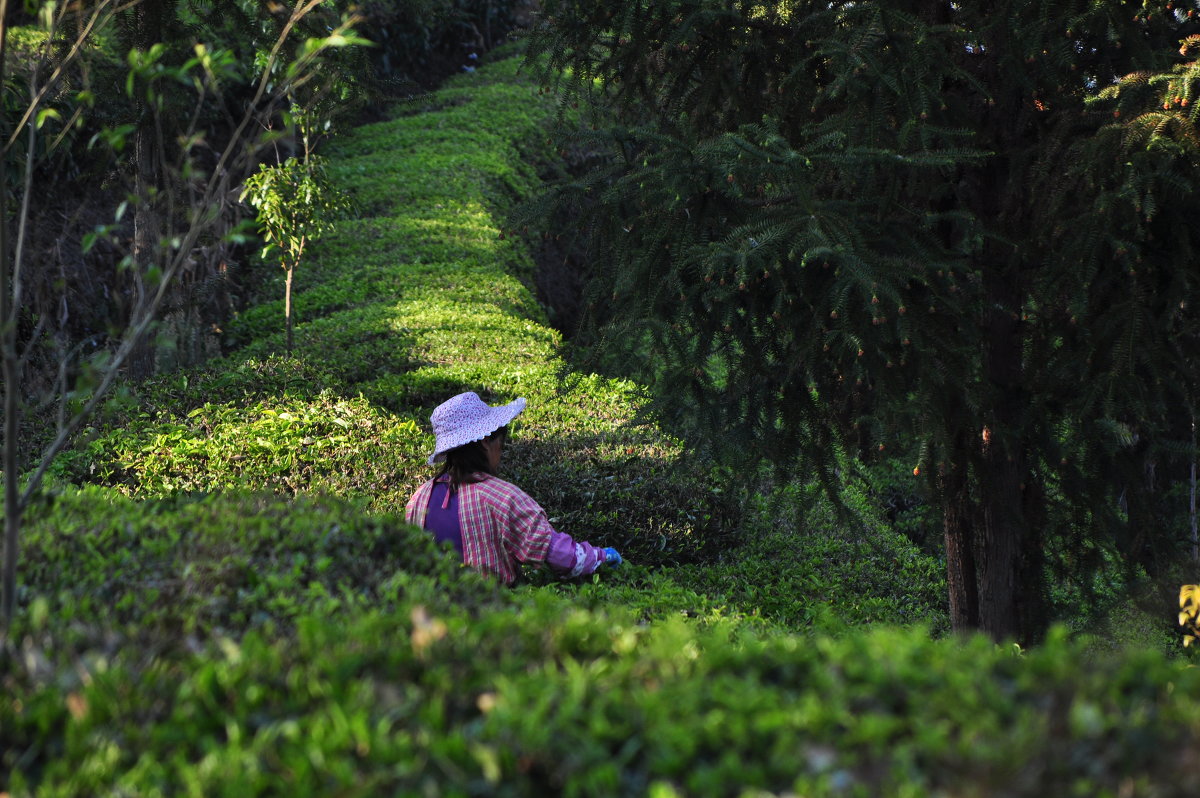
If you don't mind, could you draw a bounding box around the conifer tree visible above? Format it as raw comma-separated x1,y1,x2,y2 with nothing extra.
525,0,1200,643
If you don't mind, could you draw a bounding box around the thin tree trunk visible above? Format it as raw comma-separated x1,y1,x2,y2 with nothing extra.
129,121,159,378
285,263,294,356
1192,416,1197,564
128,0,171,380
0,0,19,633
285,235,306,357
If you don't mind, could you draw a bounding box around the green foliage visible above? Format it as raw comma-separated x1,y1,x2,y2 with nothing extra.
8,486,478,642
358,0,533,83
524,0,1200,641
863,455,941,556
1,0,374,632
664,482,949,634
476,623,1200,797
6,589,1200,796
0,0,370,386
54,392,424,501
241,154,352,271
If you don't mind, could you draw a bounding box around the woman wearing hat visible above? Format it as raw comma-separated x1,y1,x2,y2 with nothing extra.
406,392,623,584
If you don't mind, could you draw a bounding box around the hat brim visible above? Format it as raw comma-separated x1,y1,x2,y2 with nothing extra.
427,397,526,465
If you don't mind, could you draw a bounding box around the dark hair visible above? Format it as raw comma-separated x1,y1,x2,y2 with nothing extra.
436,426,507,488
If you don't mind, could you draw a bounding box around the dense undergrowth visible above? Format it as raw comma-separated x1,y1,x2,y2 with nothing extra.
4,50,1200,797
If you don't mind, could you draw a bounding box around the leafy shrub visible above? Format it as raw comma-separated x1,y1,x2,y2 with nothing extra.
8,486,479,644
478,623,1200,797
658,480,949,635
6,598,1200,796
863,455,941,557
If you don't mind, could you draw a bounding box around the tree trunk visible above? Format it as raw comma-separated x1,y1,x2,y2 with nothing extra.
127,0,171,380
942,458,979,632
975,442,1026,643
0,3,19,633
953,40,1046,641
1192,416,1198,563
974,233,1040,645
939,416,980,632
285,263,294,356
128,121,159,379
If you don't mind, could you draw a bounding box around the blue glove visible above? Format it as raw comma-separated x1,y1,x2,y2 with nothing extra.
603,547,623,566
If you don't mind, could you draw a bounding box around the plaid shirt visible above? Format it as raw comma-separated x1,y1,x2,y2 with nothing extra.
406,473,553,584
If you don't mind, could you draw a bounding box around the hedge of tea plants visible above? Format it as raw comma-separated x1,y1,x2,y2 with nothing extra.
5,49,1199,797
5,488,1199,797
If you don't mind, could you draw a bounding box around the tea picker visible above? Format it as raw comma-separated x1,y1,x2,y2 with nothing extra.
406,392,624,583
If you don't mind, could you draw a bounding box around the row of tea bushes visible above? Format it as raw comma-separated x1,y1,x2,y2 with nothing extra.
6,535,1199,797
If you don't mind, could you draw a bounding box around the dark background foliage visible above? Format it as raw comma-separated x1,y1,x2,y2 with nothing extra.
520,0,1200,643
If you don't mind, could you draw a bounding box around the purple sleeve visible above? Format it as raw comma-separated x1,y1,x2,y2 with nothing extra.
545,529,606,578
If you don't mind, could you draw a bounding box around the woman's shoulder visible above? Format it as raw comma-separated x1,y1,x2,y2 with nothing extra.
407,477,436,499
468,474,537,505
410,474,452,492
469,472,517,493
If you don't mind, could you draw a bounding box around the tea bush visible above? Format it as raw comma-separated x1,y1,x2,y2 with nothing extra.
6,589,1200,796
7,486,484,646
663,482,950,635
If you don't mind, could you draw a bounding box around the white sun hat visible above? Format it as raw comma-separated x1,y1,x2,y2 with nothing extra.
427,391,527,465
